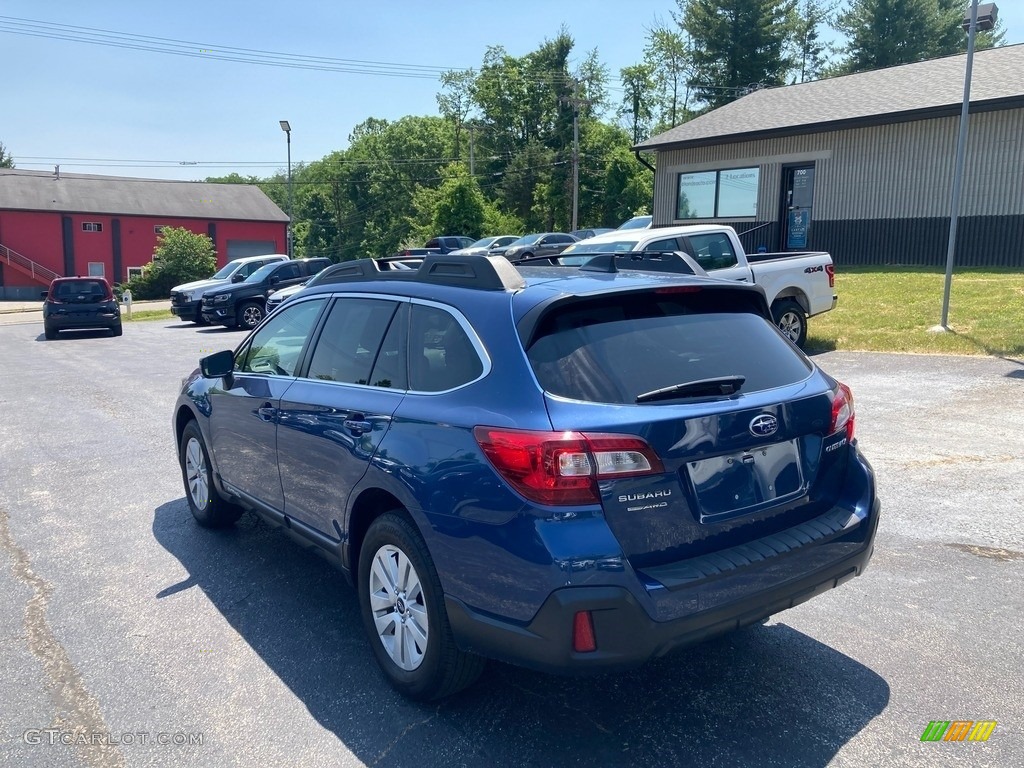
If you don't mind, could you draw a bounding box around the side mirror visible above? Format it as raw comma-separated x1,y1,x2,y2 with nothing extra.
40,291,49,299
269,275,281,285
231,273,246,283
200,350,235,378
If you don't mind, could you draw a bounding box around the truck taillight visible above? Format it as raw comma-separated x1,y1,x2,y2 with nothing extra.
825,264,835,288
473,427,664,505
829,382,855,441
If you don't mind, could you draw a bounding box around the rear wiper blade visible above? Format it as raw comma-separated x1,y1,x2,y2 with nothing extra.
635,375,745,404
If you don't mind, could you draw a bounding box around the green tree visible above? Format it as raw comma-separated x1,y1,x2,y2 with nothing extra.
437,69,476,162
790,0,835,82
680,0,797,109
833,0,1005,75
122,227,216,299
619,63,657,144
0,142,13,168
643,21,694,128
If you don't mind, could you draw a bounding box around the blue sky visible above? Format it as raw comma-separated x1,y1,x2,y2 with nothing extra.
4,1,1021,181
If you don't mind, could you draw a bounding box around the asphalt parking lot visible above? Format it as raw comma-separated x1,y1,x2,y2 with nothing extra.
1,317,1022,768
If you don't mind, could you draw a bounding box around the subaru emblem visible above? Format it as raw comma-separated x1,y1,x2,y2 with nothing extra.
749,414,778,438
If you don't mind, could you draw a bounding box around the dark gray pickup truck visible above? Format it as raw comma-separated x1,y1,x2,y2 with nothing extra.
391,236,474,258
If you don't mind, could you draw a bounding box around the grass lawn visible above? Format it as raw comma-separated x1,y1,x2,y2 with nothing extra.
805,266,1024,357
124,309,174,322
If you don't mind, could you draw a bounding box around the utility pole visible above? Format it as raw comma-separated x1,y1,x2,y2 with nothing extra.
560,83,594,232
468,123,475,178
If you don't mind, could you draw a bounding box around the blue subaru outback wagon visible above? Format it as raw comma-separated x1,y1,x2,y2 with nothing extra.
173,252,879,700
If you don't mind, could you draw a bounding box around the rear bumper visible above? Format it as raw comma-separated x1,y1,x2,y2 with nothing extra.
447,495,879,675
45,313,120,330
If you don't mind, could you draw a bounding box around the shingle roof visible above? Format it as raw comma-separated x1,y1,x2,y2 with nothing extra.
636,43,1024,151
0,168,288,221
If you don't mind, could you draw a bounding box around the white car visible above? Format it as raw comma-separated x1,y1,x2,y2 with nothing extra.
448,235,520,257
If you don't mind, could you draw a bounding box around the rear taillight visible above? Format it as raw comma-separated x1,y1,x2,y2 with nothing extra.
473,427,664,505
825,264,835,288
829,382,855,440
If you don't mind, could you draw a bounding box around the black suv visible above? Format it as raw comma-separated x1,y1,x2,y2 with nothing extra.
42,277,122,339
201,258,331,330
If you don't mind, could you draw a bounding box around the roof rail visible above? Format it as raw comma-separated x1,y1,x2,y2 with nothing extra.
510,250,706,277
315,253,526,291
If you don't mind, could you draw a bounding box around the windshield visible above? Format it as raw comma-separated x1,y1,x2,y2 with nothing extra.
245,263,279,283
508,234,543,247
468,237,498,249
211,261,242,280
618,216,652,230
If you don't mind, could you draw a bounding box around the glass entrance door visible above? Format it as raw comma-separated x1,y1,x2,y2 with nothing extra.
781,165,815,250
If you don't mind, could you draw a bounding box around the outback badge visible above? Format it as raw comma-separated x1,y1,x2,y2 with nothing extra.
749,414,779,438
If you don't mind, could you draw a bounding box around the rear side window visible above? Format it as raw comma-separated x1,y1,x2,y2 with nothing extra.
306,298,401,385
409,304,483,392
526,292,811,404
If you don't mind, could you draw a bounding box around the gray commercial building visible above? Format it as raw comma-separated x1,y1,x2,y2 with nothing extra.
634,44,1024,267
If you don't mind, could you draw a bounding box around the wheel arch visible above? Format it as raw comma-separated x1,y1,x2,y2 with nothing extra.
346,487,415,577
770,288,810,315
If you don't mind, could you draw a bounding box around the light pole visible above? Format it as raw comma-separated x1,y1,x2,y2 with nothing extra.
937,1,998,330
279,120,293,257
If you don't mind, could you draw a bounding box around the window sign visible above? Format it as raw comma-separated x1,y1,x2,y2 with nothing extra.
717,168,759,217
677,172,717,219
677,167,759,219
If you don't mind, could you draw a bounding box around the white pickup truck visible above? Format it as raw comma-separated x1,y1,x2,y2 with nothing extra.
559,225,836,347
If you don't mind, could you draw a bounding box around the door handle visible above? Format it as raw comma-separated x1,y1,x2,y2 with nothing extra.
257,403,277,422
343,418,372,435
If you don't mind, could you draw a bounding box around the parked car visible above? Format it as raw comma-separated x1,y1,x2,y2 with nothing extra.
390,236,475,258
173,253,879,701
200,258,331,330
617,215,653,230
558,224,836,348
265,257,418,314
495,232,578,260
170,254,290,325
448,235,520,257
42,276,122,339
571,227,614,240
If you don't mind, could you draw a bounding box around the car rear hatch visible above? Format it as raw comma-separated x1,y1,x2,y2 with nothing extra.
50,280,117,319
519,284,857,573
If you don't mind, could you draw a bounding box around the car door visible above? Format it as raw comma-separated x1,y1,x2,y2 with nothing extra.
539,234,575,257
268,262,304,293
207,298,328,511
276,296,408,535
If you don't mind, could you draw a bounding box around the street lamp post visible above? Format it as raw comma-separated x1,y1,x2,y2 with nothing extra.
937,1,998,330
279,120,293,257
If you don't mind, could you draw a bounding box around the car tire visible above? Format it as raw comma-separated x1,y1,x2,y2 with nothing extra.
44,325,58,340
178,420,244,528
772,299,807,348
237,301,264,331
193,308,209,326
359,512,484,701
111,322,123,337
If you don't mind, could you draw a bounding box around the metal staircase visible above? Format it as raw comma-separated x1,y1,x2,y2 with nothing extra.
0,242,61,285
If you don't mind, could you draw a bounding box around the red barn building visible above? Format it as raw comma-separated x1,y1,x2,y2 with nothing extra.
0,168,289,299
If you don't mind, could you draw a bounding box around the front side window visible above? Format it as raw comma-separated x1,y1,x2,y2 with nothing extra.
306,298,401,385
685,233,739,270
236,298,325,376
677,167,759,219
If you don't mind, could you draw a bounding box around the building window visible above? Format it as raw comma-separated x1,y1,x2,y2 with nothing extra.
88,262,105,278
677,167,759,219
127,267,145,280
154,225,165,234
82,222,103,232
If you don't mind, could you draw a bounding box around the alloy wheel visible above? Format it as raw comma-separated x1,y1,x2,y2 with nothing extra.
184,437,209,511
368,544,429,671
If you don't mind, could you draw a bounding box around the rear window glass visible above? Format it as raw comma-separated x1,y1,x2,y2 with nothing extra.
52,280,110,300
526,292,811,404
